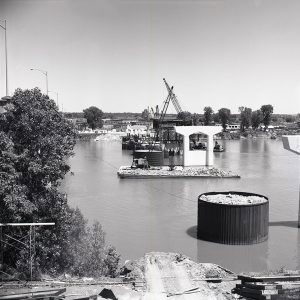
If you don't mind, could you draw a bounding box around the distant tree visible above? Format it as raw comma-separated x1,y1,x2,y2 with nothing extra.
239,107,252,132
218,108,231,130
141,108,150,120
83,106,103,129
203,106,214,125
260,104,274,130
251,110,262,130
285,115,295,123
192,113,202,125
213,113,220,123
177,111,193,125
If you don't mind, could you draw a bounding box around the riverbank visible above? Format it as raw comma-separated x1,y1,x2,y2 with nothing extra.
118,166,240,179
2,252,299,299
0,252,238,299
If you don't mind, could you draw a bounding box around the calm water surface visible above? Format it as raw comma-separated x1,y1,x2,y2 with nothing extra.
62,138,300,273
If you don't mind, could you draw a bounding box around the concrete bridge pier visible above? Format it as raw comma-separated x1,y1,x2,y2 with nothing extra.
282,135,300,228
174,126,222,167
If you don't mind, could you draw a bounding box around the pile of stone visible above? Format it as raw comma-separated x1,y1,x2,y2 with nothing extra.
199,193,267,205
118,166,240,178
95,134,123,142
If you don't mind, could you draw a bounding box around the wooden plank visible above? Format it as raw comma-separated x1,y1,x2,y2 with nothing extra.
238,275,300,283
278,287,300,295
235,285,279,295
235,289,270,300
0,288,66,300
241,283,282,290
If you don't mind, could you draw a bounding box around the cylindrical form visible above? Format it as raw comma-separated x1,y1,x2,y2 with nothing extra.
197,191,269,245
133,150,163,166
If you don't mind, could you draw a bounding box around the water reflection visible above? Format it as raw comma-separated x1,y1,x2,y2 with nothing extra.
186,225,268,272
62,139,300,272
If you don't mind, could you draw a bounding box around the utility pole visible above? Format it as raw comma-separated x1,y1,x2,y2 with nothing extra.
30,68,48,95
0,20,8,96
0,223,55,281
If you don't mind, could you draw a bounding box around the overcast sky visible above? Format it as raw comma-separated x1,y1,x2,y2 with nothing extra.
0,0,300,114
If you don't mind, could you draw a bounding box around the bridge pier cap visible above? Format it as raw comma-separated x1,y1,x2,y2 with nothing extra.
174,126,222,167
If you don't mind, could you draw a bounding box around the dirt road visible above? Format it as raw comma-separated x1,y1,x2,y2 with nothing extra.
143,253,229,300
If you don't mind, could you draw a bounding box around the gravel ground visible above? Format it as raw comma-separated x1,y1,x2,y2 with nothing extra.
118,166,240,178
199,193,267,205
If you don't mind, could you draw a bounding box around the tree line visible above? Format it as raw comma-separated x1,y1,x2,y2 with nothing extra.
174,105,274,131
0,89,119,279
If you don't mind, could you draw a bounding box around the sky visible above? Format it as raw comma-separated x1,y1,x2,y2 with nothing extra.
0,0,300,114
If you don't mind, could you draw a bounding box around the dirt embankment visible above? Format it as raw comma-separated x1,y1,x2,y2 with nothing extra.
120,252,237,299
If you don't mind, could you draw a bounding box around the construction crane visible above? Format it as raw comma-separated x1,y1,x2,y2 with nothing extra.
163,78,183,114
150,78,183,148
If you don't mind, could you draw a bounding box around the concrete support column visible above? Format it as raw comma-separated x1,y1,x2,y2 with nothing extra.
298,185,300,228
206,134,214,166
182,135,189,167
282,135,300,228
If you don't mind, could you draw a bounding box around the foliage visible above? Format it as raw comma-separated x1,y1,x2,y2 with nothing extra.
141,109,150,121
213,113,220,123
218,108,231,130
0,88,120,278
239,107,252,132
83,106,104,129
177,111,193,125
260,104,274,129
203,107,214,125
192,113,202,125
251,110,262,129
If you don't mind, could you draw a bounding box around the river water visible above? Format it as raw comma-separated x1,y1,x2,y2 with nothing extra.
62,138,300,273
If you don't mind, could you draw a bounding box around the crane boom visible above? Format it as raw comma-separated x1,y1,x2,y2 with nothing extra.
163,78,183,114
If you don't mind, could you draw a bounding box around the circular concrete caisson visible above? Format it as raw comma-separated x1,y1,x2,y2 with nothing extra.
197,191,269,245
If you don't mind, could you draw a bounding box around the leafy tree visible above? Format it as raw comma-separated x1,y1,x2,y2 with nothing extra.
192,113,202,125
83,106,103,129
141,108,150,120
177,111,193,125
251,110,262,130
218,108,231,130
239,107,252,132
260,104,274,130
0,88,119,278
285,115,295,123
213,113,220,123
104,245,120,277
203,106,214,125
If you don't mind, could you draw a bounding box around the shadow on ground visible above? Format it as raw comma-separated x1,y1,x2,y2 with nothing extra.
186,226,198,239
269,221,299,229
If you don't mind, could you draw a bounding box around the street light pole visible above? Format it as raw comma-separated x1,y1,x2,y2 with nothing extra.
0,20,8,96
30,68,48,95
48,90,58,108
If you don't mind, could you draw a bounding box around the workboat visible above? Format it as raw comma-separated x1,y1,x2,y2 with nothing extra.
213,144,225,152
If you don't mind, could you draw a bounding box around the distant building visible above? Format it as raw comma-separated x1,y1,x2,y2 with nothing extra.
126,124,148,136
66,117,88,131
226,124,240,130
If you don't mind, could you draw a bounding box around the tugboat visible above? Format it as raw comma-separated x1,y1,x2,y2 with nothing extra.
214,141,225,152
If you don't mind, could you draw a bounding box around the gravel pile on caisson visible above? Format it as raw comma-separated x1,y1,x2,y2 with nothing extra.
199,193,267,205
